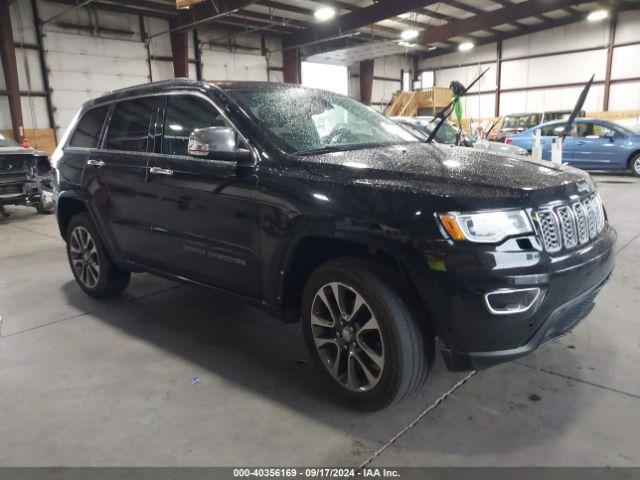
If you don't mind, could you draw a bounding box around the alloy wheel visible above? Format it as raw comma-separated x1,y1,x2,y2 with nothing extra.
69,226,101,289
310,282,385,392
634,157,640,175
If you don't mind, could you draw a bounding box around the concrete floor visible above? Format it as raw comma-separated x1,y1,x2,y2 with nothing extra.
0,174,639,467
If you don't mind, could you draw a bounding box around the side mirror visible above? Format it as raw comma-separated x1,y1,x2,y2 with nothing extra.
188,127,253,163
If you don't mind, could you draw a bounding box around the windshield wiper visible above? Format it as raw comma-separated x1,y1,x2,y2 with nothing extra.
483,116,502,140
559,74,594,142
425,68,490,144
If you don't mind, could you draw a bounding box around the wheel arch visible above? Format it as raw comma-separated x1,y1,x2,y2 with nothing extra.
56,193,88,240
627,149,640,169
277,234,433,330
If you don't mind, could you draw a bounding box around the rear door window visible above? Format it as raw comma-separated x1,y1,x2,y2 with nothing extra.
69,105,109,148
106,97,158,152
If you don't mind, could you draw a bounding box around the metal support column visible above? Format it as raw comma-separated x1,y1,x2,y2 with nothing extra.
31,0,56,140
170,19,189,78
282,47,301,84
495,39,502,117
603,14,617,111
360,59,374,106
0,0,24,142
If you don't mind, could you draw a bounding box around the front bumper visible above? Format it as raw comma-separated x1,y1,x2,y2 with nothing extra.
408,224,616,371
440,268,612,371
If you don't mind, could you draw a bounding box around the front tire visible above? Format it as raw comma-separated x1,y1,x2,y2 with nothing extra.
66,213,130,298
301,257,433,410
629,153,640,176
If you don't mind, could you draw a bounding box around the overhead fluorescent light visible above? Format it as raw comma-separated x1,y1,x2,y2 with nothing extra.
400,29,419,41
587,9,609,22
314,7,336,22
459,42,474,51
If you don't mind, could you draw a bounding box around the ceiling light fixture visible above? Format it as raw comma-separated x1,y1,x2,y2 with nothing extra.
314,7,336,22
459,42,474,51
587,9,609,22
400,29,419,41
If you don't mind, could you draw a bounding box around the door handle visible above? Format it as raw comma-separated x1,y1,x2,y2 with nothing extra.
150,166,174,176
86,159,105,167
577,141,585,145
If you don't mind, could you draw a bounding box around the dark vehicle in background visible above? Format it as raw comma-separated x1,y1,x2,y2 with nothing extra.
0,133,54,217
489,110,586,143
54,80,615,410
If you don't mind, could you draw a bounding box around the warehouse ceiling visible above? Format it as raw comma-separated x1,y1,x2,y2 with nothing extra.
45,0,640,61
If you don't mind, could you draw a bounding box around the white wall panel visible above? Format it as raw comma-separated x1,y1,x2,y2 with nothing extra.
269,70,284,83
146,18,172,58
44,31,150,137
418,43,496,70
503,21,608,59
501,50,607,89
202,50,267,82
608,81,640,112
372,79,400,109
10,0,37,45
615,10,640,44
500,85,605,116
20,96,49,130
16,48,45,92
435,63,497,91
611,44,640,81
460,93,496,120
0,97,11,130
375,55,411,79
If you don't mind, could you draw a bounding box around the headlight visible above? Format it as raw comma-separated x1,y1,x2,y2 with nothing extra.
439,209,533,243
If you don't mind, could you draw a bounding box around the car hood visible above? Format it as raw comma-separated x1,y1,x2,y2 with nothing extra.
301,143,594,208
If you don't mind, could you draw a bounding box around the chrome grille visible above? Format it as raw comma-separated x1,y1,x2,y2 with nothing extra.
535,193,605,253
556,206,578,249
537,210,561,252
572,202,589,244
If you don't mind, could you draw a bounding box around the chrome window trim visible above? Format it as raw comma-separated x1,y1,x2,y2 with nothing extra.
62,87,259,167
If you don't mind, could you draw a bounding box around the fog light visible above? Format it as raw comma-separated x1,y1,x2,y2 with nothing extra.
484,288,541,315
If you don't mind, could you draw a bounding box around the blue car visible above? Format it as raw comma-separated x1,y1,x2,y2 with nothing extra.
507,118,640,175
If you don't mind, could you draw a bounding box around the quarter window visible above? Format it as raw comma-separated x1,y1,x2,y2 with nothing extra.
106,97,157,152
69,105,109,148
162,95,228,156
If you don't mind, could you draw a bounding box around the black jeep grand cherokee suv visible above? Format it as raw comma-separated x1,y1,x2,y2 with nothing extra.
54,79,615,410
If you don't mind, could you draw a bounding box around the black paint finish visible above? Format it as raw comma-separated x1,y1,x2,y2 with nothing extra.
54,80,616,371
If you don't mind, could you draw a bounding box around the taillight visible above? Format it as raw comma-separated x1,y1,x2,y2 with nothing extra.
505,138,513,145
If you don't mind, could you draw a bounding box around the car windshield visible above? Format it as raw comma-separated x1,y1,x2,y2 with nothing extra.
395,121,429,141
0,133,19,148
226,87,418,155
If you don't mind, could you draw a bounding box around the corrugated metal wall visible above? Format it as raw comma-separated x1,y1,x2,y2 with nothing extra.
417,11,640,118
0,0,283,137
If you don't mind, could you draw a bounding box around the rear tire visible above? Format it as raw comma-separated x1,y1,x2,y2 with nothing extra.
66,213,130,298
629,153,640,176
301,257,434,411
